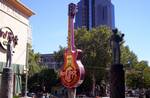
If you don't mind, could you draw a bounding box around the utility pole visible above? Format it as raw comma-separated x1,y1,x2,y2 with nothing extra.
24,43,29,97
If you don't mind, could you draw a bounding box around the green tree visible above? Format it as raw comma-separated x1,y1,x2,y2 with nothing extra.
125,60,150,89
121,45,138,67
27,45,59,92
75,26,112,68
134,60,148,71
53,46,65,66
22,44,42,93
143,67,150,88
126,70,143,89
28,47,41,77
120,45,147,89
28,68,58,93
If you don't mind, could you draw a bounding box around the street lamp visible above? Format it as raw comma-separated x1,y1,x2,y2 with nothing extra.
24,43,29,98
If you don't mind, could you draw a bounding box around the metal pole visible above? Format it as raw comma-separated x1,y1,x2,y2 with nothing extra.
25,43,29,97
68,88,76,98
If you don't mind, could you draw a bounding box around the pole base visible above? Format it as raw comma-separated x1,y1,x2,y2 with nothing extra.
110,64,125,98
0,68,13,98
68,88,76,98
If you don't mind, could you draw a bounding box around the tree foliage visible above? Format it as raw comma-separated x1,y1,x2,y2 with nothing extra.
27,45,59,93
28,47,41,77
121,44,150,89
143,67,150,88
74,26,112,68
28,68,58,93
126,70,143,89
125,61,150,89
121,45,138,67
74,26,112,84
53,46,65,67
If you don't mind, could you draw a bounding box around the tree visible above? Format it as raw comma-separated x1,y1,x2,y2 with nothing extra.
74,26,112,68
28,47,41,77
125,60,150,89
134,60,148,71
75,26,112,95
143,67,150,88
126,70,143,89
28,68,58,93
22,44,42,94
121,45,138,68
53,46,65,67
27,45,59,93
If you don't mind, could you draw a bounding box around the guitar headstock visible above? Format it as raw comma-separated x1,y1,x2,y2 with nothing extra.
68,3,77,18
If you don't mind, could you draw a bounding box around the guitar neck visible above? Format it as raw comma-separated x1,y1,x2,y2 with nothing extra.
68,17,75,51
67,3,76,51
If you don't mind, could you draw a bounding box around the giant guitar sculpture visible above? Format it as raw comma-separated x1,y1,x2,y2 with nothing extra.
60,3,85,88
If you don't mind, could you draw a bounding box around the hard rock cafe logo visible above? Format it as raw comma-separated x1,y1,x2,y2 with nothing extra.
0,27,18,52
61,66,77,83
60,55,77,83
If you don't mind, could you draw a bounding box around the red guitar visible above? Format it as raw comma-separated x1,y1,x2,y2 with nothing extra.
60,3,85,88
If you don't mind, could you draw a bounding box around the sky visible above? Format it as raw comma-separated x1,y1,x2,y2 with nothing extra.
21,0,150,65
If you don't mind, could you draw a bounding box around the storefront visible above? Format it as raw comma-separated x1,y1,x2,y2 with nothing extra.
0,0,34,95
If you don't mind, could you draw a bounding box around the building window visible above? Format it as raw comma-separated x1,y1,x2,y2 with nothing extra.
102,6,105,20
102,6,108,21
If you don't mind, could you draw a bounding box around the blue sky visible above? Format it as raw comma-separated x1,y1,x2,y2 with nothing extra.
21,0,150,64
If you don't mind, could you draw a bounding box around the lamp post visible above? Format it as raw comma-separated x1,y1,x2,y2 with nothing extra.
24,65,29,97
24,43,29,97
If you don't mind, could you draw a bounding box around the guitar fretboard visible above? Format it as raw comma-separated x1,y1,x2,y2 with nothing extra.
67,3,76,51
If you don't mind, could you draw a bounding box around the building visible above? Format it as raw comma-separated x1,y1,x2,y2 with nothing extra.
0,0,34,95
74,0,115,30
40,54,61,70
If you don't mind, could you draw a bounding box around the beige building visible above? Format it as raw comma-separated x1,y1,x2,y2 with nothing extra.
0,0,34,95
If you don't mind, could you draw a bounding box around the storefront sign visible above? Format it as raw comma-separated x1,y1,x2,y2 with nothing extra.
0,27,18,51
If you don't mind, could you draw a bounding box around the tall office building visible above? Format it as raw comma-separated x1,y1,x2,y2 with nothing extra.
75,0,115,30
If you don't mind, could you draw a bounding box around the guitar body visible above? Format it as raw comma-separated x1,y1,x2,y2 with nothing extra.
60,3,85,89
60,49,85,88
